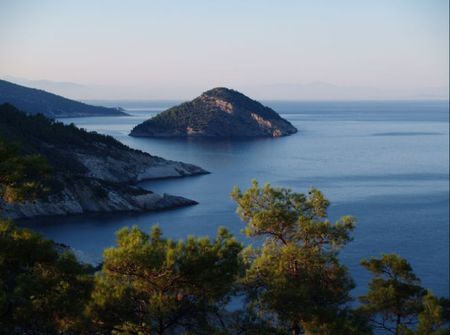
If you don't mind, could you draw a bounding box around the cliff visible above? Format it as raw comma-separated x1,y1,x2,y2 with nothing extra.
1,178,197,220
130,87,297,138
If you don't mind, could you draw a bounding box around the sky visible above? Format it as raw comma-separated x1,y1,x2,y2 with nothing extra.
0,0,448,100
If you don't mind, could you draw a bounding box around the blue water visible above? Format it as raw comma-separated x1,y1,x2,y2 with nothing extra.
21,100,449,298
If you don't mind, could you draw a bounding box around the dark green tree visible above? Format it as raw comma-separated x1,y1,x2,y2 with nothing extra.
226,306,286,335
0,221,93,334
0,138,50,203
231,180,358,334
88,225,243,334
359,254,426,335
0,138,92,334
415,291,449,335
302,308,372,335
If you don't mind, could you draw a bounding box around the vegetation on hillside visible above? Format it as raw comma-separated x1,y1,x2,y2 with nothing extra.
0,103,134,175
201,87,283,120
0,138,50,203
130,87,296,137
138,100,223,133
0,146,93,333
0,104,161,204
0,79,125,118
141,88,283,132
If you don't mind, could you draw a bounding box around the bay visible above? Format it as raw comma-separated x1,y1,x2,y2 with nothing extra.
21,100,449,297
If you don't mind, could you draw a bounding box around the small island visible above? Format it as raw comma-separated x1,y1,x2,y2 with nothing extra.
129,87,297,138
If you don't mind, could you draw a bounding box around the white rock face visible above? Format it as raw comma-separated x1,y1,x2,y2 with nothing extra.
1,144,206,219
75,145,206,184
1,180,197,220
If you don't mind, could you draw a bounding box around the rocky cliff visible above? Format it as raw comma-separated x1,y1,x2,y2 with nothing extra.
130,88,297,138
1,178,198,220
0,104,207,219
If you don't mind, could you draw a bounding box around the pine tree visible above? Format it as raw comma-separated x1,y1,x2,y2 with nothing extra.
232,180,359,334
88,225,243,334
359,254,425,335
416,291,449,335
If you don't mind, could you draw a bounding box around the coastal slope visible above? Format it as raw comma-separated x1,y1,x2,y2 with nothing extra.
0,79,126,118
130,87,297,138
0,104,207,219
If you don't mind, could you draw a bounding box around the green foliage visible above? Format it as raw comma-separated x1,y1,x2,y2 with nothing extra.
232,180,357,334
199,87,285,121
0,103,140,176
0,176,447,335
0,138,50,203
359,254,426,335
0,79,124,118
136,100,223,133
416,291,449,335
302,308,373,335
88,225,243,334
231,180,355,246
131,87,284,135
0,221,93,334
226,307,286,335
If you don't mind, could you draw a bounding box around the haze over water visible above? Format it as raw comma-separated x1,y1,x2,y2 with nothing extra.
21,100,449,297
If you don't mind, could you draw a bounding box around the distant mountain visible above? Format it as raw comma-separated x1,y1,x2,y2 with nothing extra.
240,82,450,100
7,76,447,100
0,79,127,118
130,87,297,138
0,104,207,219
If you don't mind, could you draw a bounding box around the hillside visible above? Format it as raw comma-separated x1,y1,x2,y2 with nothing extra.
0,104,207,219
0,79,126,118
130,87,297,138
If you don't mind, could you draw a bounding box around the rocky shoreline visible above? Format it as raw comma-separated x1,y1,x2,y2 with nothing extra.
1,174,204,220
1,155,208,220
1,188,199,220
0,103,208,220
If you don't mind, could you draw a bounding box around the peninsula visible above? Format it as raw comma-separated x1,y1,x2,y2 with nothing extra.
0,104,207,219
0,79,126,118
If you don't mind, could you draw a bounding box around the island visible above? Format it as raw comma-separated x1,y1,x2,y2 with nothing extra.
0,103,207,219
0,79,127,118
129,87,297,138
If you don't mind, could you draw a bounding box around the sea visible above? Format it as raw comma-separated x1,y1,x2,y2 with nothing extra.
20,100,449,298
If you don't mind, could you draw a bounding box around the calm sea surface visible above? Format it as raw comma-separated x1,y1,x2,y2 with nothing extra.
21,100,449,297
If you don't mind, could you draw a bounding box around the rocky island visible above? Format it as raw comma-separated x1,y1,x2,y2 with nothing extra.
0,104,207,219
130,88,297,138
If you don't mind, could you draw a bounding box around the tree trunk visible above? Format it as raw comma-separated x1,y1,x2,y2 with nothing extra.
395,314,401,335
157,318,165,335
291,321,301,335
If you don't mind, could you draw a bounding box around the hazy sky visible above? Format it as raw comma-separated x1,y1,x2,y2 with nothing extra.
0,0,448,99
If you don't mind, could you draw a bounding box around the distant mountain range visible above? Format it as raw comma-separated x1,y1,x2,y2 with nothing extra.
240,82,450,101
0,79,127,118
4,76,448,100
